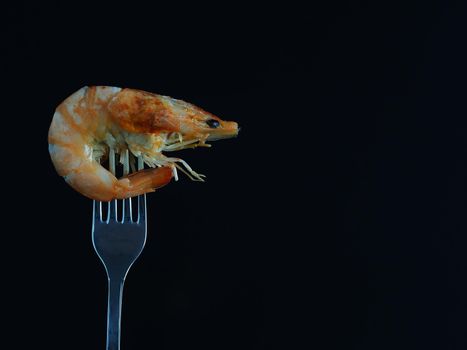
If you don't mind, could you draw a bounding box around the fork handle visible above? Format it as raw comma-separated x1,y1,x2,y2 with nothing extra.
106,277,125,350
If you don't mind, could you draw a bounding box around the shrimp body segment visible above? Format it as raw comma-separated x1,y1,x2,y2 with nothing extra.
48,86,239,201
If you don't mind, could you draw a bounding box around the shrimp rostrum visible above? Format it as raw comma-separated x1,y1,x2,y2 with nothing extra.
48,86,239,201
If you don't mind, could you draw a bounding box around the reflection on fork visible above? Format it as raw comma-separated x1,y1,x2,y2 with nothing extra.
92,154,148,350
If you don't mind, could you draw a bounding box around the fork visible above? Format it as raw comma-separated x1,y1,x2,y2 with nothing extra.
92,152,147,350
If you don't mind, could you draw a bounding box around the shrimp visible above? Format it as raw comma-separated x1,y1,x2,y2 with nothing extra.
48,86,239,201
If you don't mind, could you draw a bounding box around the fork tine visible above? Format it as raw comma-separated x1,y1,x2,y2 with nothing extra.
108,199,117,222
93,200,102,222
120,150,133,223
123,197,132,223
136,156,146,223
137,194,146,223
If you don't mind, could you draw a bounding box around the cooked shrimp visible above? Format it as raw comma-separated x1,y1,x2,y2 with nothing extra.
48,86,239,201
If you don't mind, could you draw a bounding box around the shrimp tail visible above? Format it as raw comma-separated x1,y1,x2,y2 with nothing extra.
115,166,173,199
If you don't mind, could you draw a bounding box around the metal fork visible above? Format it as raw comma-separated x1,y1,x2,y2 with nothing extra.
92,152,147,350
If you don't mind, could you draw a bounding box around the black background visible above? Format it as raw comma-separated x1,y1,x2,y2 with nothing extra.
4,1,467,349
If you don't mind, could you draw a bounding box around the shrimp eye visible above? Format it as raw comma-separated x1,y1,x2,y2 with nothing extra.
206,119,220,128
